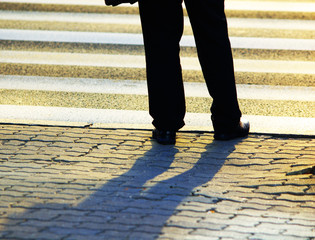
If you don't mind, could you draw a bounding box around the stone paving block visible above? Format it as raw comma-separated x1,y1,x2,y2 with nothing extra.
2,140,26,147
291,161,315,169
167,215,200,224
259,222,315,237
49,142,92,149
132,225,165,234
53,214,110,225
179,235,218,240
300,203,315,211
46,226,102,236
110,215,155,227
21,219,78,229
254,185,308,195
7,133,36,141
5,231,66,240
122,207,174,216
277,194,315,203
0,128,16,134
284,228,315,238
288,218,315,227
64,234,117,240
160,226,192,237
168,220,227,231
262,210,313,221
247,199,302,210
98,230,136,239
78,222,136,232
270,205,314,214
10,153,56,161
15,208,60,221
1,224,43,235
1,189,29,198
175,203,215,213
0,146,20,155
85,211,133,222
303,147,315,154
226,224,283,235
205,214,274,227
0,124,315,239
248,234,306,240
128,231,160,240
190,229,251,239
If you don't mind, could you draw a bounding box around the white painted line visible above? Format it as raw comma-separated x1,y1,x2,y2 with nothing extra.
0,0,118,6
236,84,315,101
227,18,315,31
1,51,315,75
1,29,315,51
3,0,315,12
0,29,145,45
0,105,314,135
1,75,314,101
185,36,315,51
234,59,315,75
2,11,314,31
0,11,143,25
225,1,315,13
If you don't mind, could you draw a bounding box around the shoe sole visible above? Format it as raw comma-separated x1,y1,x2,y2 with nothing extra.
152,130,176,145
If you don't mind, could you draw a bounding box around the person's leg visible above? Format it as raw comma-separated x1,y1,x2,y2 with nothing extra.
184,0,243,134
138,0,186,132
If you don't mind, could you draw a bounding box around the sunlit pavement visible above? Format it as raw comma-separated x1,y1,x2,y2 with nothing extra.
0,123,314,239
0,0,315,238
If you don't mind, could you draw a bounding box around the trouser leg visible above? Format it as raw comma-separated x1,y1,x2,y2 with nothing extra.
184,0,242,130
138,0,185,131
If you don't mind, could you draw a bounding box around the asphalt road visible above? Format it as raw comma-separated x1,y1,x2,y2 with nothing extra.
0,0,314,134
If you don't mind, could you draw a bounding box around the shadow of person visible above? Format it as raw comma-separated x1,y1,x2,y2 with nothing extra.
2,133,242,240
73,136,241,239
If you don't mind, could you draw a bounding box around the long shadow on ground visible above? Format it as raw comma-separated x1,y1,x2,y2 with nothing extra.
2,132,241,239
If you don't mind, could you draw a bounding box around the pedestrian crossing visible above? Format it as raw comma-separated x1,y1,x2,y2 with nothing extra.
0,0,314,135
2,29,315,50
1,75,314,101
2,49,315,74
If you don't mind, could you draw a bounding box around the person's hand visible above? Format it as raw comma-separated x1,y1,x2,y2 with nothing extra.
105,0,137,6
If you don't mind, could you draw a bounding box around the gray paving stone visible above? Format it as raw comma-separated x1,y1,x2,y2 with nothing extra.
128,231,160,240
283,227,315,238
200,215,260,227
181,235,218,240
260,222,315,237
5,231,65,240
225,224,282,235
277,194,315,202
46,226,101,236
21,219,78,229
190,229,251,239
64,235,115,240
160,226,193,238
248,234,306,240
288,218,315,227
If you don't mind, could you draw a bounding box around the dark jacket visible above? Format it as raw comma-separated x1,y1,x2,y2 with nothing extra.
105,0,137,6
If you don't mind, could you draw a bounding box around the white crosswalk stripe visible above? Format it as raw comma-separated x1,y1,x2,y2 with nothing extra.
0,0,314,135
1,30,315,50
1,50,315,74
1,11,315,30
1,75,314,101
4,0,315,12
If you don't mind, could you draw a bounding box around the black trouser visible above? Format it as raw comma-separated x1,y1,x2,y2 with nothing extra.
138,0,242,131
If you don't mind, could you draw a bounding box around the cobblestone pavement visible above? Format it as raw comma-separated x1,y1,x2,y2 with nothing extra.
0,123,314,240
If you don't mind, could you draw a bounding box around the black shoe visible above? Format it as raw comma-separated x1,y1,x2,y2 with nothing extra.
214,119,250,141
152,129,176,145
